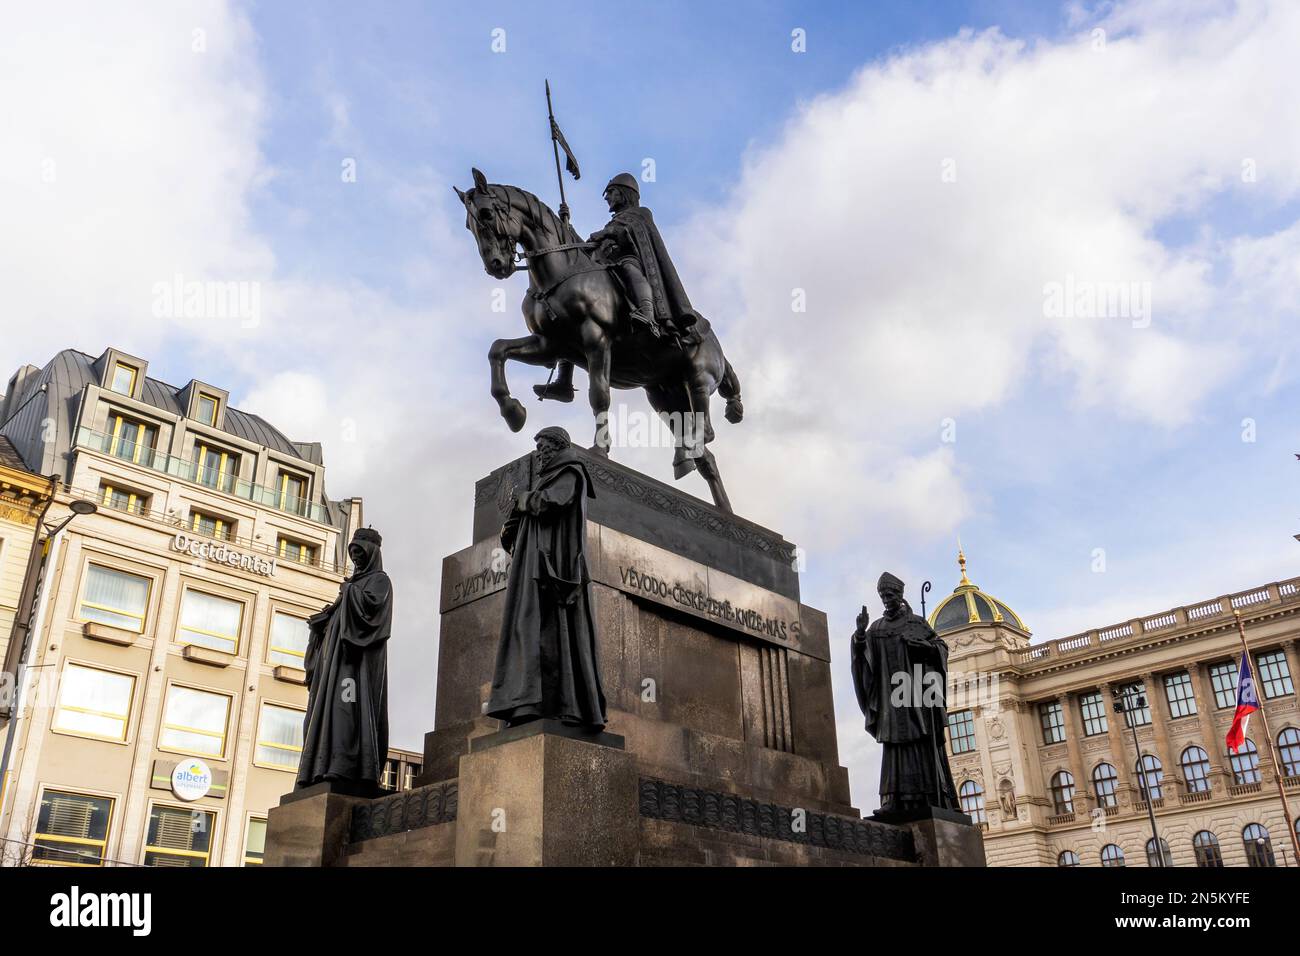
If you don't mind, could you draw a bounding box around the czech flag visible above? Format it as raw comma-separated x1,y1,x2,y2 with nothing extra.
1225,654,1259,753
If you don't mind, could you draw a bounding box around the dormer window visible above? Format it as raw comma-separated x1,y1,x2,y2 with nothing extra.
196,394,218,426
110,363,137,397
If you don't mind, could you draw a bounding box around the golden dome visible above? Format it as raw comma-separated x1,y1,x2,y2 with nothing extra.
927,545,1028,634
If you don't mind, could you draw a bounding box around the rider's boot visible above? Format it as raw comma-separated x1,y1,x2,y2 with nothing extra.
619,263,660,338
533,360,576,402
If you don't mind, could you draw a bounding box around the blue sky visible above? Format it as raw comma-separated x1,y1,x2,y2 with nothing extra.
5,0,1299,809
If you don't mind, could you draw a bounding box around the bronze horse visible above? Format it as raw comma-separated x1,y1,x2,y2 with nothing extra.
455,168,743,512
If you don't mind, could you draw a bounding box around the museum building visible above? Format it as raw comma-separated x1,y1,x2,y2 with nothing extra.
0,347,420,867
937,550,1300,867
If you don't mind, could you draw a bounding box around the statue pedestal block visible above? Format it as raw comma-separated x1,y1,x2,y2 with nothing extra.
265,782,372,868
454,722,638,867
872,806,987,867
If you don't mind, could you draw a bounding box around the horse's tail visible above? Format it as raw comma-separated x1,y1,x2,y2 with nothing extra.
719,360,744,424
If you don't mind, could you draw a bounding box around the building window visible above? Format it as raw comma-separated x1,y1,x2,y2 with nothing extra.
278,470,309,515
143,805,215,867
381,759,397,791
159,684,231,759
108,413,158,466
1163,672,1197,719
190,510,233,541
1255,650,1294,699
278,536,317,566
1118,682,1151,727
1100,844,1125,867
1039,701,1066,744
1079,692,1108,736
1242,823,1275,867
268,611,310,668
32,790,114,866
958,781,985,824
244,818,266,866
1180,746,1212,793
79,564,150,633
177,589,243,655
1135,754,1163,803
947,710,976,754
196,394,218,426
255,702,305,771
1145,837,1171,867
1092,763,1119,808
1229,739,1261,785
193,442,239,494
1278,728,1300,778
110,362,137,396
52,663,135,742
1057,849,1079,867
1209,661,1238,709
100,482,148,516
1049,771,1075,814
1192,830,1223,867
403,763,420,790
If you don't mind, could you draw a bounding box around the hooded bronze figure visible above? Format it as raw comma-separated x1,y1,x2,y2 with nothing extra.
487,427,607,730
296,527,392,794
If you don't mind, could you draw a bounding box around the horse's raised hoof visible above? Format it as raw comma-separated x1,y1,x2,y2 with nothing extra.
501,398,527,432
532,382,576,403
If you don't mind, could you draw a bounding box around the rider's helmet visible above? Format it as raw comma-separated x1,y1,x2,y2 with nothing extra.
604,172,640,198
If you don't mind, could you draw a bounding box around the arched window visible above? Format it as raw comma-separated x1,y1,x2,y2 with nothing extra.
959,780,986,824
1229,739,1261,785
1243,824,1275,867
1192,830,1223,867
1145,836,1171,867
1180,746,1211,793
1100,843,1125,867
1092,763,1119,808
1278,727,1300,778
1135,754,1164,802
1050,771,1075,814
1057,849,1080,867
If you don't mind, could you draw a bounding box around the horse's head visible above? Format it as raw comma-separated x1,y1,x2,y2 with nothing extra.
455,168,518,280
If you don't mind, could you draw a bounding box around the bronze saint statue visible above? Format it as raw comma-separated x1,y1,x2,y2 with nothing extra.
296,527,392,795
850,572,959,815
487,426,607,729
455,167,743,512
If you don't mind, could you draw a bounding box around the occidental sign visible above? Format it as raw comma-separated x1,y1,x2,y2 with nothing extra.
171,532,277,577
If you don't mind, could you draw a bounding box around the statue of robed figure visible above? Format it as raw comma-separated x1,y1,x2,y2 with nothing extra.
296,527,392,794
850,571,959,815
487,426,607,730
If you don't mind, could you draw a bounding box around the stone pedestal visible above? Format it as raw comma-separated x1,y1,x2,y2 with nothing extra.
873,806,987,867
454,721,638,866
265,782,372,868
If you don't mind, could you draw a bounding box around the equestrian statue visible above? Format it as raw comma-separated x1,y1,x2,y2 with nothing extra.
454,165,744,513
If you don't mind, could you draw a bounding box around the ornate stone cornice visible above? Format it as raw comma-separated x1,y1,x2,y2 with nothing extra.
349,780,458,843
638,778,915,862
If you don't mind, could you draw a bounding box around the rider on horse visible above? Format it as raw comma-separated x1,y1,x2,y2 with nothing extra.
536,173,701,402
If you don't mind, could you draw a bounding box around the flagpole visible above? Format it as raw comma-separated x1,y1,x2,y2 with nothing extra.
1233,609,1300,865
545,79,569,223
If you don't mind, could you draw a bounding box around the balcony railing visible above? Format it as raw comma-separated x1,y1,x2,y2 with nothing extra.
77,426,327,523
1179,789,1212,805
1011,574,1300,665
